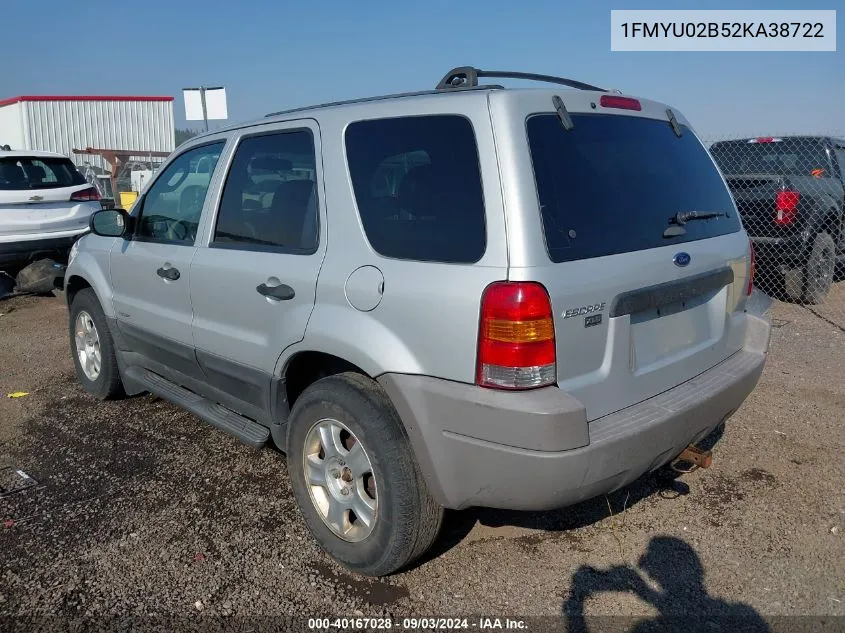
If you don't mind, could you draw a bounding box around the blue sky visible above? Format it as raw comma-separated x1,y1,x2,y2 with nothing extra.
3,0,842,139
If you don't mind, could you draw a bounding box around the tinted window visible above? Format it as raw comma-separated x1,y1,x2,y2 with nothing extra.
370,150,430,197
527,114,741,263
213,130,318,252
345,115,486,263
0,156,86,190
710,139,830,177
136,142,224,244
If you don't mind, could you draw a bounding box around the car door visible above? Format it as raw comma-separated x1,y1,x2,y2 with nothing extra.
189,121,325,421
110,140,226,382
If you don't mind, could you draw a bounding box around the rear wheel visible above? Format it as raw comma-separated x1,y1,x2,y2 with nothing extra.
287,372,443,576
69,288,123,399
803,232,836,305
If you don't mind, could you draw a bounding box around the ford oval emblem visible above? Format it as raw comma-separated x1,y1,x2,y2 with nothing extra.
674,252,691,267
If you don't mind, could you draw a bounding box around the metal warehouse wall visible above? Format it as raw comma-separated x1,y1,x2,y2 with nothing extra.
21,99,175,170
0,102,26,149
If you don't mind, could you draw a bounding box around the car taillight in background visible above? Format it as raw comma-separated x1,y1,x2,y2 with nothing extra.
747,240,756,296
70,187,101,202
477,281,556,390
775,189,799,225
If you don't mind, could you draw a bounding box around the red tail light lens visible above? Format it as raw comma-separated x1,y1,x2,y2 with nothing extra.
70,187,101,202
747,240,756,296
477,281,556,390
775,189,799,225
599,95,642,111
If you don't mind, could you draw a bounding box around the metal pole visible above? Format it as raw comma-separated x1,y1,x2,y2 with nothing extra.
200,86,209,132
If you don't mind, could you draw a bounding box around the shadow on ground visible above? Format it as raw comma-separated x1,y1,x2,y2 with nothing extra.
562,535,770,632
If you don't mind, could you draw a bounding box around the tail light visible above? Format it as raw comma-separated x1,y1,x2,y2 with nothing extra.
70,187,101,202
775,189,799,225
477,281,556,390
747,240,756,296
599,95,642,111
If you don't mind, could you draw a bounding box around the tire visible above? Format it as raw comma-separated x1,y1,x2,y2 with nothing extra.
69,288,123,399
287,372,443,577
803,232,836,305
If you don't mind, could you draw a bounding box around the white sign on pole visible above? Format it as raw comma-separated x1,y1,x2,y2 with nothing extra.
204,88,228,120
182,87,228,121
183,89,204,121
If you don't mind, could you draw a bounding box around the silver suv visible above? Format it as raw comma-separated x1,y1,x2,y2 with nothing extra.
65,67,772,576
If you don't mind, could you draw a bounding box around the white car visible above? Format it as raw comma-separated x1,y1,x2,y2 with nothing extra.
0,150,101,265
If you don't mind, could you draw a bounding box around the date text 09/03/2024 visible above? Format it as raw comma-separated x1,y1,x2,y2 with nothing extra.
308,617,528,630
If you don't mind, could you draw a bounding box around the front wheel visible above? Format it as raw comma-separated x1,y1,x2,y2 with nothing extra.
69,288,123,399
803,232,836,305
287,372,443,576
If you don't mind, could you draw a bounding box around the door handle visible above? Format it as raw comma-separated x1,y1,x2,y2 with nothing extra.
156,266,180,281
256,282,295,301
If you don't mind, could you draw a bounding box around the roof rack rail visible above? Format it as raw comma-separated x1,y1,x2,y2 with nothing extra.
436,66,606,93
264,85,499,118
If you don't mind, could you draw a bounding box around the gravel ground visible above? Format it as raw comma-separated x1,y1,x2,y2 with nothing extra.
0,287,843,632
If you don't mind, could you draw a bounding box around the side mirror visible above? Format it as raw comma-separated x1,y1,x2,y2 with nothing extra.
90,208,131,238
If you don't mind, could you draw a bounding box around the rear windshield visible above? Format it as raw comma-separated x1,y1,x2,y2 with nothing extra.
709,139,830,177
526,114,741,263
0,156,86,190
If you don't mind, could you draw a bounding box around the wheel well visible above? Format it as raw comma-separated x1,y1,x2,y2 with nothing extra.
284,352,368,408
65,275,92,306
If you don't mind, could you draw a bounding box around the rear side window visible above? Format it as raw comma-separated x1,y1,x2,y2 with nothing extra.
527,114,741,263
0,156,86,190
345,115,486,263
710,139,830,177
213,130,318,253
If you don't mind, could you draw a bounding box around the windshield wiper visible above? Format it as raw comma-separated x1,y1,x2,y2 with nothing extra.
663,211,727,238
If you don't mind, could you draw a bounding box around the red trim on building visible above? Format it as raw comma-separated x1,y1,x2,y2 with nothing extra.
0,95,174,107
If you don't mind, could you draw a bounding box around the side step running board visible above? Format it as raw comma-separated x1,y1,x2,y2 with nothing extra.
124,366,270,448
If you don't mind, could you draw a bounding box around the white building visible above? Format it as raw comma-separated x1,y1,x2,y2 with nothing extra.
0,95,175,171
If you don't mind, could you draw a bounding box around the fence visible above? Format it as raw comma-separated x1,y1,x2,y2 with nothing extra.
703,133,845,330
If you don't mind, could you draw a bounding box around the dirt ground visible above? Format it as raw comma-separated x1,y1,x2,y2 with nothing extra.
1,286,843,632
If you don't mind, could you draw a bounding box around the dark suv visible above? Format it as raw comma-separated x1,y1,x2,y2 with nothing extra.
710,136,845,303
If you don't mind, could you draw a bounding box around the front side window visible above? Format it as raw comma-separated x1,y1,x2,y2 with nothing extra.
135,142,224,244
345,115,486,264
213,130,318,253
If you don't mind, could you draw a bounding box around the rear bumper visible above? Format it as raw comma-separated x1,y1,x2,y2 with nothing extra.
750,233,811,266
0,231,87,264
379,312,771,511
